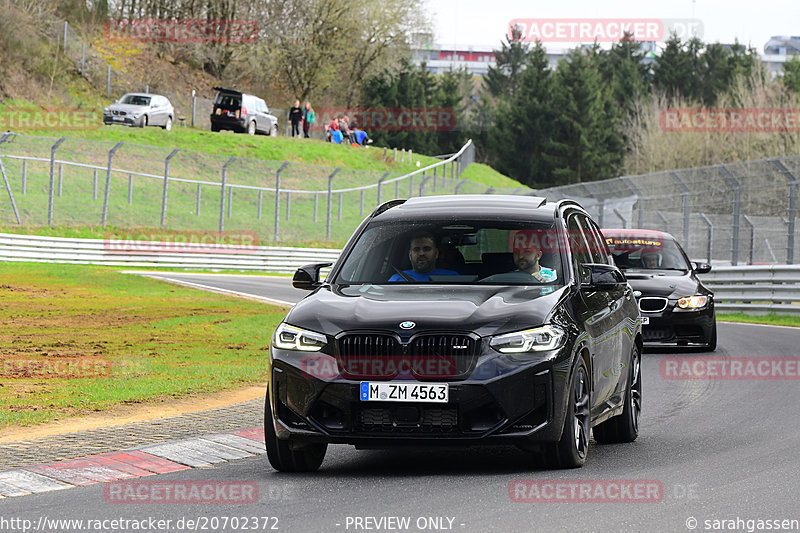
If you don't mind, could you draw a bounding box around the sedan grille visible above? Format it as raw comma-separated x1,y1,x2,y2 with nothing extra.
639,297,668,312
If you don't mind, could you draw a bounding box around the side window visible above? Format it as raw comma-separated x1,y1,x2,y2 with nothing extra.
566,214,593,270
582,217,612,265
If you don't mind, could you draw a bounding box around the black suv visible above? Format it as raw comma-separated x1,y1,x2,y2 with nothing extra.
210,87,278,136
266,195,642,471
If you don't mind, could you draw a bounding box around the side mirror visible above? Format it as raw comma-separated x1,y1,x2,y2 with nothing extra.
580,263,627,291
292,262,332,290
692,262,712,274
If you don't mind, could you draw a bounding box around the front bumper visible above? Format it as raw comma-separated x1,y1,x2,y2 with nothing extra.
640,300,715,345
267,345,574,447
103,115,142,127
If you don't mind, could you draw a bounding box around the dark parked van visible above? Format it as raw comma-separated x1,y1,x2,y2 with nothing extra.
210,87,278,136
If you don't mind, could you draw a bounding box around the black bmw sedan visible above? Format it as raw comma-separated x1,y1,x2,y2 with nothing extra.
601,229,716,351
266,196,642,471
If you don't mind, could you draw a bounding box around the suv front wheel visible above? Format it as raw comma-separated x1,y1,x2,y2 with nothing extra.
264,388,327,472
543,357,590,468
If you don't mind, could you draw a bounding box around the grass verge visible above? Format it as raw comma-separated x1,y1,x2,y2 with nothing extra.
0,262,285,428
717,313,800,327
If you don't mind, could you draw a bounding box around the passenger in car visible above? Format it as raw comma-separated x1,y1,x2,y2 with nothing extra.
388,232,459,282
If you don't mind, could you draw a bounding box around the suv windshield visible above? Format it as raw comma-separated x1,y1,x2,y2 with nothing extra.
605,235,690,271
334,219,564,286
120,94,151,106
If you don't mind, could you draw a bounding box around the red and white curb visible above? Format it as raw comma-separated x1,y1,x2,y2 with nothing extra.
0,427,265,498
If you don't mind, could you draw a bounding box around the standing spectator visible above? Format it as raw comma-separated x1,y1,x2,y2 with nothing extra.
303,101,315,138
288,99,302,138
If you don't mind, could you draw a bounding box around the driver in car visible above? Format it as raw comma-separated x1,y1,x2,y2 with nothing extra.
388,232,459,282
509,229,557,283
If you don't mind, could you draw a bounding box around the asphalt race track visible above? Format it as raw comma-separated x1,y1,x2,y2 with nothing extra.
1,273,798,532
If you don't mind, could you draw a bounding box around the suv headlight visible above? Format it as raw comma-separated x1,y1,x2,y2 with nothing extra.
490,325,565,354
272,323,327,351
675,295,710,310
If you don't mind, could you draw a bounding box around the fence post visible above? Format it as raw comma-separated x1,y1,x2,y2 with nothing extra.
195,184,201,216
313,192,319,222
101,141,124,226
770,159,797,264
377,171,390,205
57,164,63,197
621,176,645,228
22,160,27,195
273,161,289,241
227,187,233,218
63,21,68,53
743,214,755,265
613,208,626,228
383,147,387,162
0,159,21,224
48,137,66,226
191,90,196,128
454,181,467,194
656,210,668,231
485,186,494,194
669,172,692,245
219,156,235,231
107,65,111,97
700,213,713,262
433,166,437,192
286,192,291,220
127,173,133,204
360,189,364,216
419,173,432,196
160,149,179,227
717,165,741,266
409,175,414,197
326,168,342,240
257,190,263,220
393,148,397,162
92,168,96,200
338,192,343,221
395,179,399,199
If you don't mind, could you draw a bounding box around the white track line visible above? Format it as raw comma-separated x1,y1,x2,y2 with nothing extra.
134,274,296,307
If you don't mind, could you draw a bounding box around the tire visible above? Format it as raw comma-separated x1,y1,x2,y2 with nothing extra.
139,115,148,128
248,120,256,135
270,123,278,137
264,388,327,472
542,357,590,468
593,344,641,444
211,124,220,132
163,117,172,131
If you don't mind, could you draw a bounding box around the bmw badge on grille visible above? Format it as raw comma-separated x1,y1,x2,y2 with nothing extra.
399,321,416,330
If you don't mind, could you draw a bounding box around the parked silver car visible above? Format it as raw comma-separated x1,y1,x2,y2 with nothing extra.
103,93,174,130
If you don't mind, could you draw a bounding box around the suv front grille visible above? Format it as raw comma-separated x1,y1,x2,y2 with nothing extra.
337,333,478,380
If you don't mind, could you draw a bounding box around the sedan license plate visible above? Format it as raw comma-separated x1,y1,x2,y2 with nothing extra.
641,316,650,325
113,116,124,121
360,382,448,403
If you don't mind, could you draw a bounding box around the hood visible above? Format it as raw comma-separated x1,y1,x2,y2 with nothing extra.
285,284,570,338
622,270,700,299
105,103,149,114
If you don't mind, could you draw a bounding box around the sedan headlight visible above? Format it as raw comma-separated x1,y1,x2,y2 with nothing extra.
490,325,565,354
676,295,710,310
272,323,327,351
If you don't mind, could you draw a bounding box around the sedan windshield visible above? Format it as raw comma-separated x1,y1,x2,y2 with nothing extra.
334,220,564,286
120,94,151,106
605,235,690,271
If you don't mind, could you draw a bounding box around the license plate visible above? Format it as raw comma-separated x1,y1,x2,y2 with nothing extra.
113,116,124,121
360,382,448,403
641,316,650,325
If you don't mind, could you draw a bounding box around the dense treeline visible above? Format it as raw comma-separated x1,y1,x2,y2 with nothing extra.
357,30,782,187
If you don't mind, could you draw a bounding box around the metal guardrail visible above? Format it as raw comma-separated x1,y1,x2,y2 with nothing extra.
1,233,797,314
0,233,340,273
699,266,800,315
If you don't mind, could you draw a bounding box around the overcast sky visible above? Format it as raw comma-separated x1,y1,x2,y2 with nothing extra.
424,0,800,54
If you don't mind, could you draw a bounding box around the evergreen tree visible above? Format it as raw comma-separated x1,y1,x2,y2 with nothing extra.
782,55,800,95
